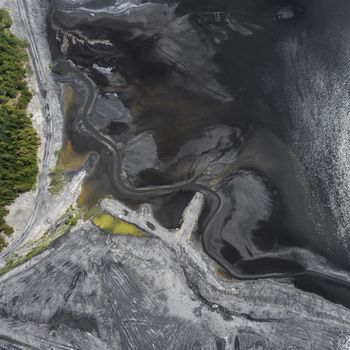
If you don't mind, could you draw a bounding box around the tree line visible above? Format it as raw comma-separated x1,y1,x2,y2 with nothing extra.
0,9,39,250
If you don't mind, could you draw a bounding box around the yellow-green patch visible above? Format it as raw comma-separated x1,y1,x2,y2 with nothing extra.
92,213,144,237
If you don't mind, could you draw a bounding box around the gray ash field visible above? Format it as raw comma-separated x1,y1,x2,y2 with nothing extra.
1,222,350,349
1,0,350,349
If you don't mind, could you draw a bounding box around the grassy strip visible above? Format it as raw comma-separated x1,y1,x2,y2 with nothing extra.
0,205,145,276
0,207,81,276
48,148,65,194
0,9,39,247
48,166,65,194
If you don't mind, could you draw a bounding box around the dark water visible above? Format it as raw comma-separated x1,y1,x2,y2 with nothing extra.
48,0,350,307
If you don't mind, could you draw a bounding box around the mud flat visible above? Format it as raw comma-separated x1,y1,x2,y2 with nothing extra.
46,0,350,301
0,1,350,348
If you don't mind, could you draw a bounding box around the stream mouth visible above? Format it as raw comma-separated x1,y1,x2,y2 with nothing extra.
48,0,350,308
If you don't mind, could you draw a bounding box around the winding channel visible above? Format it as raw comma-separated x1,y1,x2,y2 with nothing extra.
55,60,350,307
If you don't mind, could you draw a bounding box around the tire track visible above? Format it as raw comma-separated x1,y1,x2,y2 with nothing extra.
0,0,55,259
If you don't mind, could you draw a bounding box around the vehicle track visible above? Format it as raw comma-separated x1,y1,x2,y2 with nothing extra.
0,0,55,259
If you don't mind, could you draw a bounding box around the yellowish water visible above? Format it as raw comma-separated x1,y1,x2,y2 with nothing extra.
63,85,74,118
77,179,109,209
92,213,144,237
59,141,89,171
49,85,89,194
61,85,89,170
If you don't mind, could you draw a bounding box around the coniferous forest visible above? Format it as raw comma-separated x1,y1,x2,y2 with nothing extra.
0,9,39,249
